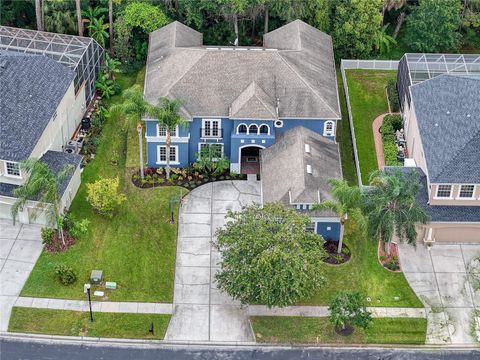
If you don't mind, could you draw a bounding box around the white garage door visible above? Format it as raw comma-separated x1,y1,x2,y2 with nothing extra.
0,202,12,221
434,226,480,243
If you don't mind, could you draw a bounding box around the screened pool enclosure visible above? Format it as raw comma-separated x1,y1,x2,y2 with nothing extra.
0,26,104,104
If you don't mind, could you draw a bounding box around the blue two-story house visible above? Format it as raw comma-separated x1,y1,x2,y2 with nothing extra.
143,20,343,240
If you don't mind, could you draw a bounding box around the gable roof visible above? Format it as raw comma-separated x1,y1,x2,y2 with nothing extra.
144,20,340,120
0,52,75,162
411,74,480,183
261,126,342,213
229,81,277,119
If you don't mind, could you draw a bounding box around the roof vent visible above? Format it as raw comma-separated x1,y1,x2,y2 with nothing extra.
306,164,312,174
467,114,471,118
305,144,311,153
446,110,450,115
434,123,439,127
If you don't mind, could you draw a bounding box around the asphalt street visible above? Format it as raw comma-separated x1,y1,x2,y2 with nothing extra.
1,339,479,360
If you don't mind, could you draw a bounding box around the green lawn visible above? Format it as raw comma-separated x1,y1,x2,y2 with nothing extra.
8,307,170,339
251,316,427,345
20,70,184,302
301,217,422,308
345,69,397,184
336,69,358,186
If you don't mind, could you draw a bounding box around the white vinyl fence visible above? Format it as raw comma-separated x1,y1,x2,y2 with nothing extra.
340,59,400,186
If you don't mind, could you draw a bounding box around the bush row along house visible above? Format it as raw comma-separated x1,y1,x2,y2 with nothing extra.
397,53,480,243
143,20,343,241
0,28,103,224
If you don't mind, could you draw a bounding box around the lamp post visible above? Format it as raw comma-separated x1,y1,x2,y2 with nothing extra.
137,123,144,179
84,283,94,322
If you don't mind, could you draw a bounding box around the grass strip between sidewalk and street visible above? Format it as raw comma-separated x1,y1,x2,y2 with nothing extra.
251,316,427,345
8,307,170,340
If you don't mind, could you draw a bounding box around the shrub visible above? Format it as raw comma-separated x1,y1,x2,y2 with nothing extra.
386,79,399,112
329,291,372,331
41,227,55,245
66,215,90,239
384,260,400,271
383,140,401,166
54,264,77,285
86,177,126,218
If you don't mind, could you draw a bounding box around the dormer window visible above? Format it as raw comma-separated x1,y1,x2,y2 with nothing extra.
458,185,475,199
323,121,334,136
5,162,21,177
436,184,452,198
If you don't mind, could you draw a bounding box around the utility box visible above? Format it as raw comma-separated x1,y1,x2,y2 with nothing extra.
105,281,117,290
90,270,103,284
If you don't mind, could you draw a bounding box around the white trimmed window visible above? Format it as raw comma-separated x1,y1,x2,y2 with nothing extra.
458,185,475,199
259,124,270,135
199,143,224,160
323,121,335,136
436,184,452,198
157,124,177,137
202,119,221,137
306,222,316,233
248,124,258,134
237,124,247,134
5,162,21,177
157,145,178,164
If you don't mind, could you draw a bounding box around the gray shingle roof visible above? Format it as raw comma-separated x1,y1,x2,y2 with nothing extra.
261,126,342,216
229,81,277,119
0,52,75,161
145,20,340,120
0,150,81,199
385,167,480,223
410,74,480,183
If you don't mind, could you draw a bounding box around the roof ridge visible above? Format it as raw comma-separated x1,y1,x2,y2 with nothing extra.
275,51,340,118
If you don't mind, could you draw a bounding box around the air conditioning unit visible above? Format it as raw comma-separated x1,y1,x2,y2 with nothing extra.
65,140,79,153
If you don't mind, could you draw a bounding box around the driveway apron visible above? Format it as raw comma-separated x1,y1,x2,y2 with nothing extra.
165,180,261,343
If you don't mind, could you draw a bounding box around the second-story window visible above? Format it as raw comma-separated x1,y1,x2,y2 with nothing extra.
203,119,221,137
237,124,247,134
324,121,335,136
248,124,258,134
436,184,452,198
459,185,475,198
5,162,21,177
259,124,270,135
157,125,177,137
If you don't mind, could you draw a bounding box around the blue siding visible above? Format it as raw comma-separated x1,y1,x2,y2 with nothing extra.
146,142,189,168
316,220,341,242
278,119,337,142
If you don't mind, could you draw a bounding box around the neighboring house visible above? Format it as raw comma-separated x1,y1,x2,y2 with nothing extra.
261,126,343,241
397,53,480,243
143,20,341,174
0,52,83,224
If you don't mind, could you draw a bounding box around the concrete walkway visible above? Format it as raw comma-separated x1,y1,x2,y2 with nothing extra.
165,180,261,343
399,243,480,345
0,219,43,331
13,297,172,314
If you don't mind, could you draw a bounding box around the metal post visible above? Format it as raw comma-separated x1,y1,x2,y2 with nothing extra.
137,123,144,179
84,283,94,322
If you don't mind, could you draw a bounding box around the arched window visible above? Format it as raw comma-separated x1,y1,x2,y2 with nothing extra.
237,123,247,134
248,124,258,134
259,124,270,135
323,121,335,136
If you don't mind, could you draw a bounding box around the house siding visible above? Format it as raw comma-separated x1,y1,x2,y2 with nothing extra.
315,219,341,242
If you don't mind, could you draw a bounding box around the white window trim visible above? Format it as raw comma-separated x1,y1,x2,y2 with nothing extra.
274,120,284,128
248,124,259,135
259,124,270,135
434,184,453,199
4,161,21,178
197,143,224,161
323,121,335,137
156,124,178,138
236,123,248,135
156,145,179,165
456,184,476,200
202,118,222,138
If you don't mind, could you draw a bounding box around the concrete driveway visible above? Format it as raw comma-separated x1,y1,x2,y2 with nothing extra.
165,180,261,343
399,243,480,345
0,219,43,331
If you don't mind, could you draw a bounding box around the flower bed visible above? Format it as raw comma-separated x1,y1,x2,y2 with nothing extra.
132,167,246,189
378,241,401,272
322,240,351,265
380,114,404,166
43,230,76,253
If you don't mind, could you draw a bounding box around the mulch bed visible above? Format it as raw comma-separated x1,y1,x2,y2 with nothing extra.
378,241,401,272
322,240,351,265
44,230,76,253
131,168,246,190
335,325,355,336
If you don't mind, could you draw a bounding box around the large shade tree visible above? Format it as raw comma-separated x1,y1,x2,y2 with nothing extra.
214,203,327,307
363,169,429,254
11,159,73,245
148,97,187,180
312,179,363,254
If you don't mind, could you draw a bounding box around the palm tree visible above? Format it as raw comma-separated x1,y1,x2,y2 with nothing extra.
11,159,74,245
35,0,43,31
103,54,121,80
81,6,107,26
87,17,109,47
374,24,397,55
108,0,114,53
75,0,83,36
312,179,362,254
381,0,407,25
364,169,430,255
94,73,115,99
149,97,187,180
